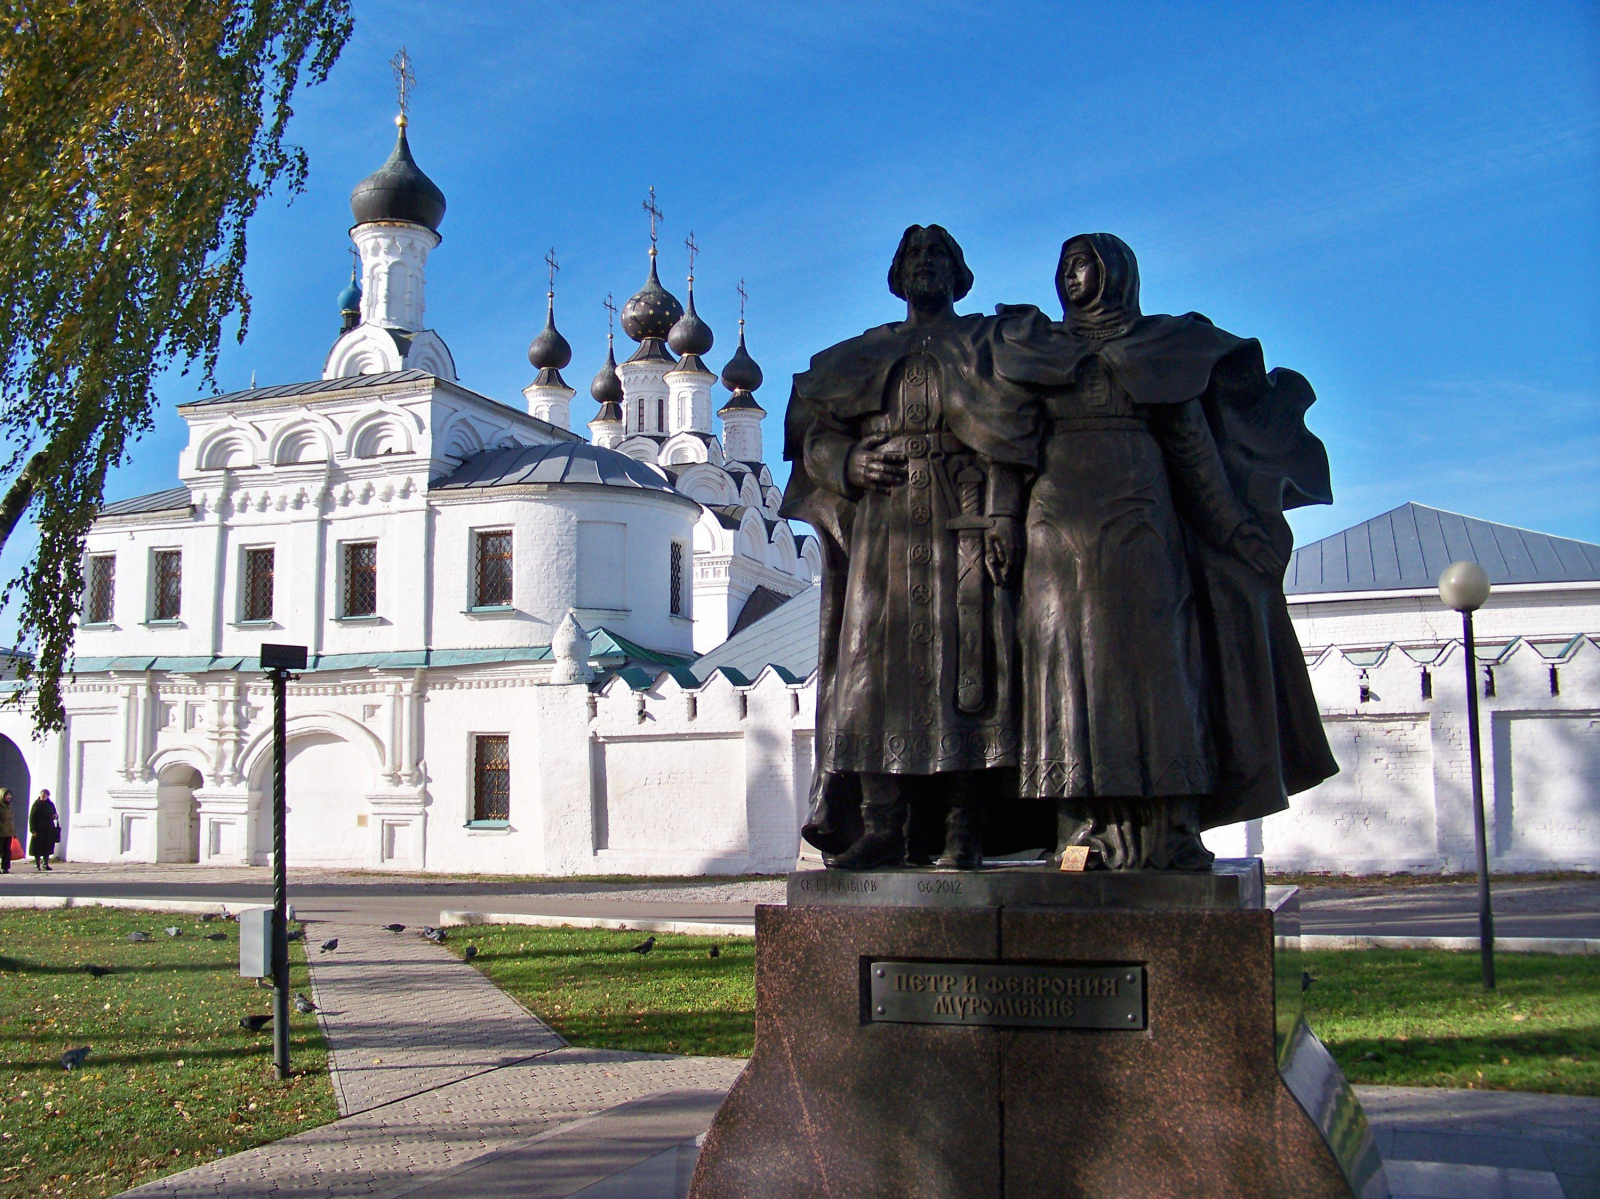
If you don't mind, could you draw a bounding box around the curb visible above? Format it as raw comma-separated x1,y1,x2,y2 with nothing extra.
0,894,294,919
1295,933,1598,955
439,910,754,938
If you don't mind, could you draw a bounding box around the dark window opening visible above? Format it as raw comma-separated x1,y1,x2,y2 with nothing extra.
86,555,116,624
475,530,513,607
344,542,378,617
637,398,645,430
1483,665,1495,699
473,734,510,822
657,397,665,431
1550,666,1560,697
1420,669,1433,700
670,542,684,616
152,550,182,621
244,547,275,622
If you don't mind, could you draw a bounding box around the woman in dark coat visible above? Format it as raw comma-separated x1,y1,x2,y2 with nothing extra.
29,790,59,871
997,233,1338,870
0,789,14,874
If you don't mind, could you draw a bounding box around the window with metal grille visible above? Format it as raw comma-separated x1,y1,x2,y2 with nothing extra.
636,398,645,430
670,542,684,616
243,547,275,622
474,530,513,607
343,541,378,617
86,554,115,624
472,734,510,822
152,550,182,621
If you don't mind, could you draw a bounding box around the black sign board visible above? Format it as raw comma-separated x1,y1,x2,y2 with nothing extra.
868,961,1145,1030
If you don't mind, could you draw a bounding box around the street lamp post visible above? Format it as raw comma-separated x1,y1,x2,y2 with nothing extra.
260,643,308,1077
1437,562,1494,991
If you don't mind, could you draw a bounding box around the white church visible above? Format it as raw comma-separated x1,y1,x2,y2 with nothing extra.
0,114,1595,877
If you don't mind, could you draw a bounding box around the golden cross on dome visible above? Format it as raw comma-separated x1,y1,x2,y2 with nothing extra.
544,248,560,296
642,186,663,255
685,230,700,280
391,47,415,119
737,278,748,329
603,292,618,339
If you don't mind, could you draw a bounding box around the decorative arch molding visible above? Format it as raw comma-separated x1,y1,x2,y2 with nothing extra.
770,522,798,572
662,432,710,467
268,415,337,466
323,325,405,380
238,710,386,787
616,435,662,465
195,423,261,471
436,416,486,463
738,511,769,563
347,405,419,460
402,330,457,382
147,745,211,780
737,475,765,509
675,463,736,506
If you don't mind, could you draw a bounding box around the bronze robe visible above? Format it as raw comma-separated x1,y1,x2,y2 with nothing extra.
781,311,1040,854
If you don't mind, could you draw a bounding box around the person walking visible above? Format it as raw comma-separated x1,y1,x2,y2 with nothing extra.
0,789,15,874
28,790,59,871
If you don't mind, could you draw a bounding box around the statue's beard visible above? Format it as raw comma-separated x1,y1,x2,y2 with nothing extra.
906,274,951,309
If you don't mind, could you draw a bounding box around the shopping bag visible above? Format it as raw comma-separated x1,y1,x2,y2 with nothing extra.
7,836,20,860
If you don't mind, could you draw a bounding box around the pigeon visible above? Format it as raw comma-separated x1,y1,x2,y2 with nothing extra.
319,939,339,953
205,932,227,942
162,927,182,938
199,913,217,922
239,1014,272,1032
462,945,478,961
422,927,447,944
1302,971,1316,992
708,945,721,959
84,964,110,978
285,928,304,943
60,1046,91,1071
629,936,656,956
383,924,406,934
125,931,151,943
294,993,317,1014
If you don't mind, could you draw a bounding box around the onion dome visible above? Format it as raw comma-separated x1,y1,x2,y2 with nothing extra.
590,337,623,415
527,295,572,387
720,325,764,394
668,285,714,357
337,265,362,333
350,116,447,233
620,254,683,344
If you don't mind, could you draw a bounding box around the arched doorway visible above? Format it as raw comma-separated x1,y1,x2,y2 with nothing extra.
277,731,369,868
156,764,202,863
0,734,31,856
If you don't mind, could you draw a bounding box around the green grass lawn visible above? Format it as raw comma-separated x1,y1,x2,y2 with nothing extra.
0,908,335,1199
1303,948,1599,1095
451,927,1597,1096
448,926,755,1057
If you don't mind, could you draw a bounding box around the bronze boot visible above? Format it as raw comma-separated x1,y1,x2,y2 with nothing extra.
935,799,983,869
832,787,908,870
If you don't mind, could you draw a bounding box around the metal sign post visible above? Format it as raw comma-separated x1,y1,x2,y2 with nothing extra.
260,643,308,1077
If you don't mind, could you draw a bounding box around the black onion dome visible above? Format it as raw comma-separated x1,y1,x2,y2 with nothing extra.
667,287,714,357
590,341,623,406
620,256,683,342
350,120,447,233
528,300,572,372
720,328,764,393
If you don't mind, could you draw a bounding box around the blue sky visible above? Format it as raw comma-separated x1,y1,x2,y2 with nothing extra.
10,0,1598,621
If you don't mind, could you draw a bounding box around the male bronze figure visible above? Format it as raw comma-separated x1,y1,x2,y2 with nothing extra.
779,225,1037,870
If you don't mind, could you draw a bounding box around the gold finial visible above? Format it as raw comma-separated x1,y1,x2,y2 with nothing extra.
642,186,663,257
391,46,415,123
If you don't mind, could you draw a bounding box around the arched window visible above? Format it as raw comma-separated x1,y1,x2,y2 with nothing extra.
636,399,645,430
657,397,665,432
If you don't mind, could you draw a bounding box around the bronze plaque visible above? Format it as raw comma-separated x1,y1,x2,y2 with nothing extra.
868,961,1145,1030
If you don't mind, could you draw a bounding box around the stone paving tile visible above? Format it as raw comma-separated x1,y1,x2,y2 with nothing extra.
306,921,565,1115
118,1049,745,1198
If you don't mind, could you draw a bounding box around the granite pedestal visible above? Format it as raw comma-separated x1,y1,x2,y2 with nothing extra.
689,860,1387,1199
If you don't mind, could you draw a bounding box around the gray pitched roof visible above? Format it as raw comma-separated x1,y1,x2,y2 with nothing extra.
692,584,820,683
99,486,191,517
178,370,436,408
432,441,685,497
1285,503,1600,595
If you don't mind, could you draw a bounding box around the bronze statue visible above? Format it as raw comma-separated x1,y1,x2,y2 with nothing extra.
779,225,1038,870
783,228,1336,872
994,233,1338,869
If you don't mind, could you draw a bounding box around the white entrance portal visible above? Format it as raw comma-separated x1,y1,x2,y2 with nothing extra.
155,764,202,863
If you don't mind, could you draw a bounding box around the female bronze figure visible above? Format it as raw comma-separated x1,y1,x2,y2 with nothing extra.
999,233,1338,870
